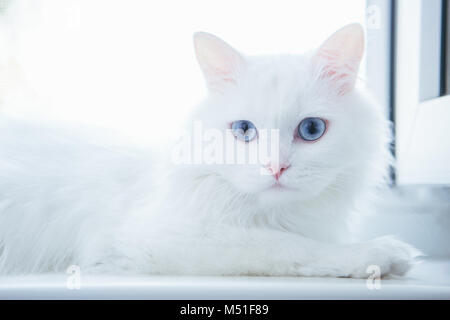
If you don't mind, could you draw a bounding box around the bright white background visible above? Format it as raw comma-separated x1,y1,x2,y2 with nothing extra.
1,0,366,144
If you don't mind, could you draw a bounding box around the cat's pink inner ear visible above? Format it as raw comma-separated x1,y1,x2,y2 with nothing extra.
193,32,245,92
313,24,365,96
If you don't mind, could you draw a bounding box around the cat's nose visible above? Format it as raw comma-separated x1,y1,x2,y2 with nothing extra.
267,163,290,180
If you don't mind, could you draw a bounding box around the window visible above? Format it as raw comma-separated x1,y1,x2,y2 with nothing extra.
395,0,450,185
364,0,450,185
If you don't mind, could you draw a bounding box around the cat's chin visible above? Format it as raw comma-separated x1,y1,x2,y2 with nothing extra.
256,184,302,205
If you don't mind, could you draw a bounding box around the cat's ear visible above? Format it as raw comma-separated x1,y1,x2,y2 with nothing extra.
313,24,365,96
193,32,245,93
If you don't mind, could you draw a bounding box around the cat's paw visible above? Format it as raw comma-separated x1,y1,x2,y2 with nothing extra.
346,236,423,278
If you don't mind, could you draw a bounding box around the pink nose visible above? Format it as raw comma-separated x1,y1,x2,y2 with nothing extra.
267,163,290,180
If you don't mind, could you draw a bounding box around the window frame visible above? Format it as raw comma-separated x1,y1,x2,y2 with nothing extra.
393,0,450,185
365,0,397,182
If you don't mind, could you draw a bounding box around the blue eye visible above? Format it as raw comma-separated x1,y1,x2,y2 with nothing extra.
231,120,257,142
298,118,326,141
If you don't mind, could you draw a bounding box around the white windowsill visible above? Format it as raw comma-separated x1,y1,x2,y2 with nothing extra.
1,258,449,299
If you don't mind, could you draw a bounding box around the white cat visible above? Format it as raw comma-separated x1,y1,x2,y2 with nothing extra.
0,24,420,277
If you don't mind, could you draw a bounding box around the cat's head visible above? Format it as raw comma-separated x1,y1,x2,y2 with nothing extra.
181,24,390,206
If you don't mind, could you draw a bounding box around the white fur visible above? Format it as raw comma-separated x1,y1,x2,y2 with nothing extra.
0,25,420,277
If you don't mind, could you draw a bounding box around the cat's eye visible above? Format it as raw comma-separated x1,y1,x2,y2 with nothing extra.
297,117,326,141
231,120,257,142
